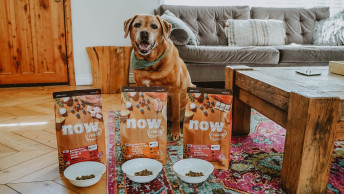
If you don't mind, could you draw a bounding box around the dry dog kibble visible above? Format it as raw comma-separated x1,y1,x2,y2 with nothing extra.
185,170,204,177
135,169,153,176
76,174,95,180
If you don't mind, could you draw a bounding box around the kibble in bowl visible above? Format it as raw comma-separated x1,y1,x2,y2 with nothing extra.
173,158,214,184
135,169,153,176
76,174,95,180
185,170,204,177
122,158,162,183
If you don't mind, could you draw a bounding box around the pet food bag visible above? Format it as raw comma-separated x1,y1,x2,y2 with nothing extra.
53,89,106,172
120,86,168,164
183,88,233,169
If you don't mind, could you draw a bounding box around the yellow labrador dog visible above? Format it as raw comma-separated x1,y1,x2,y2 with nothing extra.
124,15,195,141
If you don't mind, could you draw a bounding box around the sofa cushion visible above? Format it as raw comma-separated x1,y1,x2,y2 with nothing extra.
225,19,286,46
313,10,344,46
155,5,250,46
176,45,280,64
251,7,330,44
273,45,344,62
161,10,199,45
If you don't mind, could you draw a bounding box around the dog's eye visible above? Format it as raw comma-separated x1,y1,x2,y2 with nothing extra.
134,23,141,28
151,24,158,29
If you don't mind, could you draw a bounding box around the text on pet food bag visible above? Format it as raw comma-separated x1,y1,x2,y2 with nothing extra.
188,120,224,132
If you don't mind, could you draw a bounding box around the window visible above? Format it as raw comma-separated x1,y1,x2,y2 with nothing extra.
163,0,344,16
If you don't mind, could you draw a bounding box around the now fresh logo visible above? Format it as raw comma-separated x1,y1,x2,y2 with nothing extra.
126,119,164,138
188,120,227,141
62,122,102,142
126,119,161,129
188,120,224,132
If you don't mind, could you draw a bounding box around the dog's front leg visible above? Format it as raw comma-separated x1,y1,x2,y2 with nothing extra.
170,88,181,141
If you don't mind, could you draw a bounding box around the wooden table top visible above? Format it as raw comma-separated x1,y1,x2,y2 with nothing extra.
235,66,344,121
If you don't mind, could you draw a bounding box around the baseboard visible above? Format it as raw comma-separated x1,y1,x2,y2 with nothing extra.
75,74,93,85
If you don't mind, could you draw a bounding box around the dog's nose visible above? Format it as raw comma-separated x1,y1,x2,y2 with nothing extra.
140,30,149,40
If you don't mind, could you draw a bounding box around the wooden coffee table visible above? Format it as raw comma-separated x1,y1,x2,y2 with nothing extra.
225,66,344,193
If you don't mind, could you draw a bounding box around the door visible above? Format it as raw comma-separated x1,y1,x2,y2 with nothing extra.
0,0,69,85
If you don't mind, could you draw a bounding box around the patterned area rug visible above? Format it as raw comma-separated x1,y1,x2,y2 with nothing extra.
107,110,344,194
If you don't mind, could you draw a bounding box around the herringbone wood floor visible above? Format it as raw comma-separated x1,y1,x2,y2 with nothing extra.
0,85,121,194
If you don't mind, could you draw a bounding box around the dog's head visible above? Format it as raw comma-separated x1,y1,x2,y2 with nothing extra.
124,15,172,58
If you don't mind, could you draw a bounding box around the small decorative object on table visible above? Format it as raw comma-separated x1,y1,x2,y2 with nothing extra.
295,70,322,76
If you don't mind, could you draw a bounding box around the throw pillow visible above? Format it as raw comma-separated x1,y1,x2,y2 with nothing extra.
170,28,189,46
225,19,286,46
313,9,344,46
161,10,199,45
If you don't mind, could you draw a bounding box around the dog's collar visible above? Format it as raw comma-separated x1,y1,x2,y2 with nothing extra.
130,47,168,70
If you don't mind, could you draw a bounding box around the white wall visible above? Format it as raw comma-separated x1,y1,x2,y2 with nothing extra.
71,0,161,85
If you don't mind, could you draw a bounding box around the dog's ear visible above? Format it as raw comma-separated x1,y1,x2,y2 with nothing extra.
124,15,138,38
156,16,172,40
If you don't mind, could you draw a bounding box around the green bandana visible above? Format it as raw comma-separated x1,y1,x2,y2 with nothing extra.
130,49,168,69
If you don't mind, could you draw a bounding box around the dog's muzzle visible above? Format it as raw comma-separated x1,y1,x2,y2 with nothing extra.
136,30,155,55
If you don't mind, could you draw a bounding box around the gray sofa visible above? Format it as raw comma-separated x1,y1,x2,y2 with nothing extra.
155,5,344,82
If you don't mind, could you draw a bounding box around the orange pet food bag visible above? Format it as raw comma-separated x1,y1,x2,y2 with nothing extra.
120,86,168,164
183,88,233,169
53,89,106,172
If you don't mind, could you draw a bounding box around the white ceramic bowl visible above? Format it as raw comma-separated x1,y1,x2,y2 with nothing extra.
122,158,163,183
64,161,106,187
173,158,214,184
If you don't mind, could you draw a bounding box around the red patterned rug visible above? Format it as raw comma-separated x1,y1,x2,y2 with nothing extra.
107,110,344,193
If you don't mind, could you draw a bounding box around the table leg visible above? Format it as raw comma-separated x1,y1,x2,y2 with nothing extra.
232,96,251,135
225,66,253,135
281,92,340,193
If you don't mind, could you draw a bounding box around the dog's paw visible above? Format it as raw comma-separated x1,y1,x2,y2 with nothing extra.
171,130,182,141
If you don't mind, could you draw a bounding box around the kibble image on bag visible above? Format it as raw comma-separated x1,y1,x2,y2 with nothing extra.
183,88,233,169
